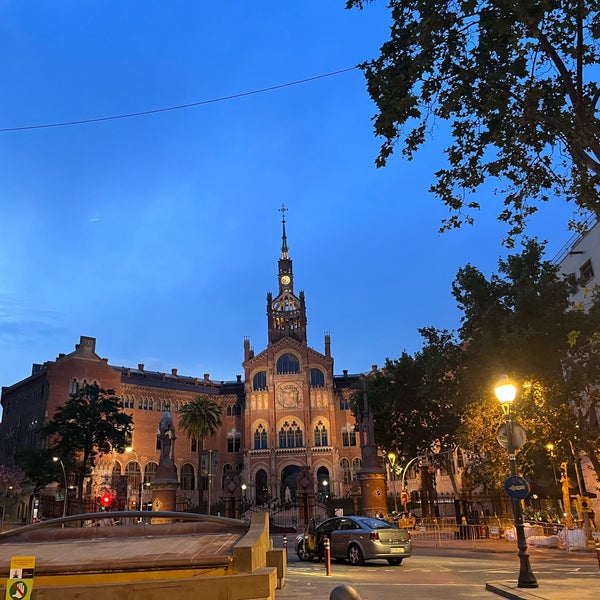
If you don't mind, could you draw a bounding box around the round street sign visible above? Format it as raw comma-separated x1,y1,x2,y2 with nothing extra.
504,476,530,500
496,422,527,450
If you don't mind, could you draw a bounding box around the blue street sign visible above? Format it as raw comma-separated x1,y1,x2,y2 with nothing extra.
504,476,530,499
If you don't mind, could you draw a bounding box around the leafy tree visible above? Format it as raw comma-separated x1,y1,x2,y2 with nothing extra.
452,239,597,492
0,464,25,496
346,0,600,240
14,447,66,493
177,395,223,512
561,292,600,479
351,328,463,488
40,384,133,499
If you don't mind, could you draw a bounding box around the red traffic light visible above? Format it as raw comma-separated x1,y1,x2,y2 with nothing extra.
99,493,112,508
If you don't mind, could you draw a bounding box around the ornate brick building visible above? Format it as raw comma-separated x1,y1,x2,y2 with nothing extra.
0,214,363,515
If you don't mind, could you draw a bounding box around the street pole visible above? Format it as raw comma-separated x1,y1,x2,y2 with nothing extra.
207,449,213,515
53,457,68,518
495,377,537,589
400,457,419,511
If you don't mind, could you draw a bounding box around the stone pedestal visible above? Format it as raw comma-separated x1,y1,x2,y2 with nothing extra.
150,462,179,523
357,469,387,517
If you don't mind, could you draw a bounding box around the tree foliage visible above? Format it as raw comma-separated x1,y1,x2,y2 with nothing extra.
351,328,463,465
14,447,67,493
347,0,600,240
40,384,133,499
453,239,598,492
177,394,223,504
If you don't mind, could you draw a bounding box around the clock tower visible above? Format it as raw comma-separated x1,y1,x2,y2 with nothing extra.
267,206,307,345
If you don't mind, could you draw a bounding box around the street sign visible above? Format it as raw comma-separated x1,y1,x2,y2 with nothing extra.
496,422,527,450
504,476,530,500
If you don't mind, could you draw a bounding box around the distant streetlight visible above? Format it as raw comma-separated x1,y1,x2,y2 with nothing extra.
52,457,68,518
125,447,143,509
494,376,537,589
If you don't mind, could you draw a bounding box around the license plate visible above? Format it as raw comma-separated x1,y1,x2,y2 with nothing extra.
390,547,404,553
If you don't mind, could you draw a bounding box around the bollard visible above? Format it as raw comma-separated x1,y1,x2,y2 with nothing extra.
282,534,288,563
324,537,331,576
330,584,363,600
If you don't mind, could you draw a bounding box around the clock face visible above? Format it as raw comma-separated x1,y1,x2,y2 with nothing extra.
281,275,291,285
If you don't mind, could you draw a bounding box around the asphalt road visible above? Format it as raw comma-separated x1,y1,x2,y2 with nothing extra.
273,537,599,600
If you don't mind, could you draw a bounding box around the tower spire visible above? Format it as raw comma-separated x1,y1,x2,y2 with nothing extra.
279,203,289,259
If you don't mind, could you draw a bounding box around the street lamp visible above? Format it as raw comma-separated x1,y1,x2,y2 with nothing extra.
125,447,143,510
494,376,538,589
400,457,420,511
52,457,68,518
387,453,399,513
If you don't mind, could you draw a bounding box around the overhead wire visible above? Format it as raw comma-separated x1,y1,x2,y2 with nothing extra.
0,66,359,133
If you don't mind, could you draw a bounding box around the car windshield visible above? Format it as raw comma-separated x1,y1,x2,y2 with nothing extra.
359,518,394,530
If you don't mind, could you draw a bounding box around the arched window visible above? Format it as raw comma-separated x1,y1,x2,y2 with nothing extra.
144,462,158,484
180,463,195,490
222,463,233,481
253,371,267,391
352,458,362,480
254,424,268,449
310,368,325,388
276,353,300,374
125,461,141,489
314,421,328,446
340,458,352,484
70,378,79,395
278,421,303,448
227,402,242,416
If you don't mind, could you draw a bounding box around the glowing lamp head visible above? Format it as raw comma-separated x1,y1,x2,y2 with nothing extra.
494,375,517,413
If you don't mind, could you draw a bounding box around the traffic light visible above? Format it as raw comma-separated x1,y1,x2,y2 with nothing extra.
99,492,112,510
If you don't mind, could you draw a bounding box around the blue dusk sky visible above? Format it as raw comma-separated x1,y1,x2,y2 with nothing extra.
0,2,577,396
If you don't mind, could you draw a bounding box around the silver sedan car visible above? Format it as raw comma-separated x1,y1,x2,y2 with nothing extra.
295,515,411,565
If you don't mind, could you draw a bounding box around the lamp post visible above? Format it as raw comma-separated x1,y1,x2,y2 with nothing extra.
400,457,420,511
387,453,399,513
494,376,538,589
125,447,143,510
52,457,68,518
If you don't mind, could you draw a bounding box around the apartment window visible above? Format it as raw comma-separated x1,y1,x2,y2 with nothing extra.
580,259,594,285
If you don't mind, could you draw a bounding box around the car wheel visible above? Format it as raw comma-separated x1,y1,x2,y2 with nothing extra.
347,544,364,566
387,557,403,565
297,542,311,561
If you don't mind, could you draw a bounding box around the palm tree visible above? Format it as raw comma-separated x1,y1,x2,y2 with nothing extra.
177,395,222,513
